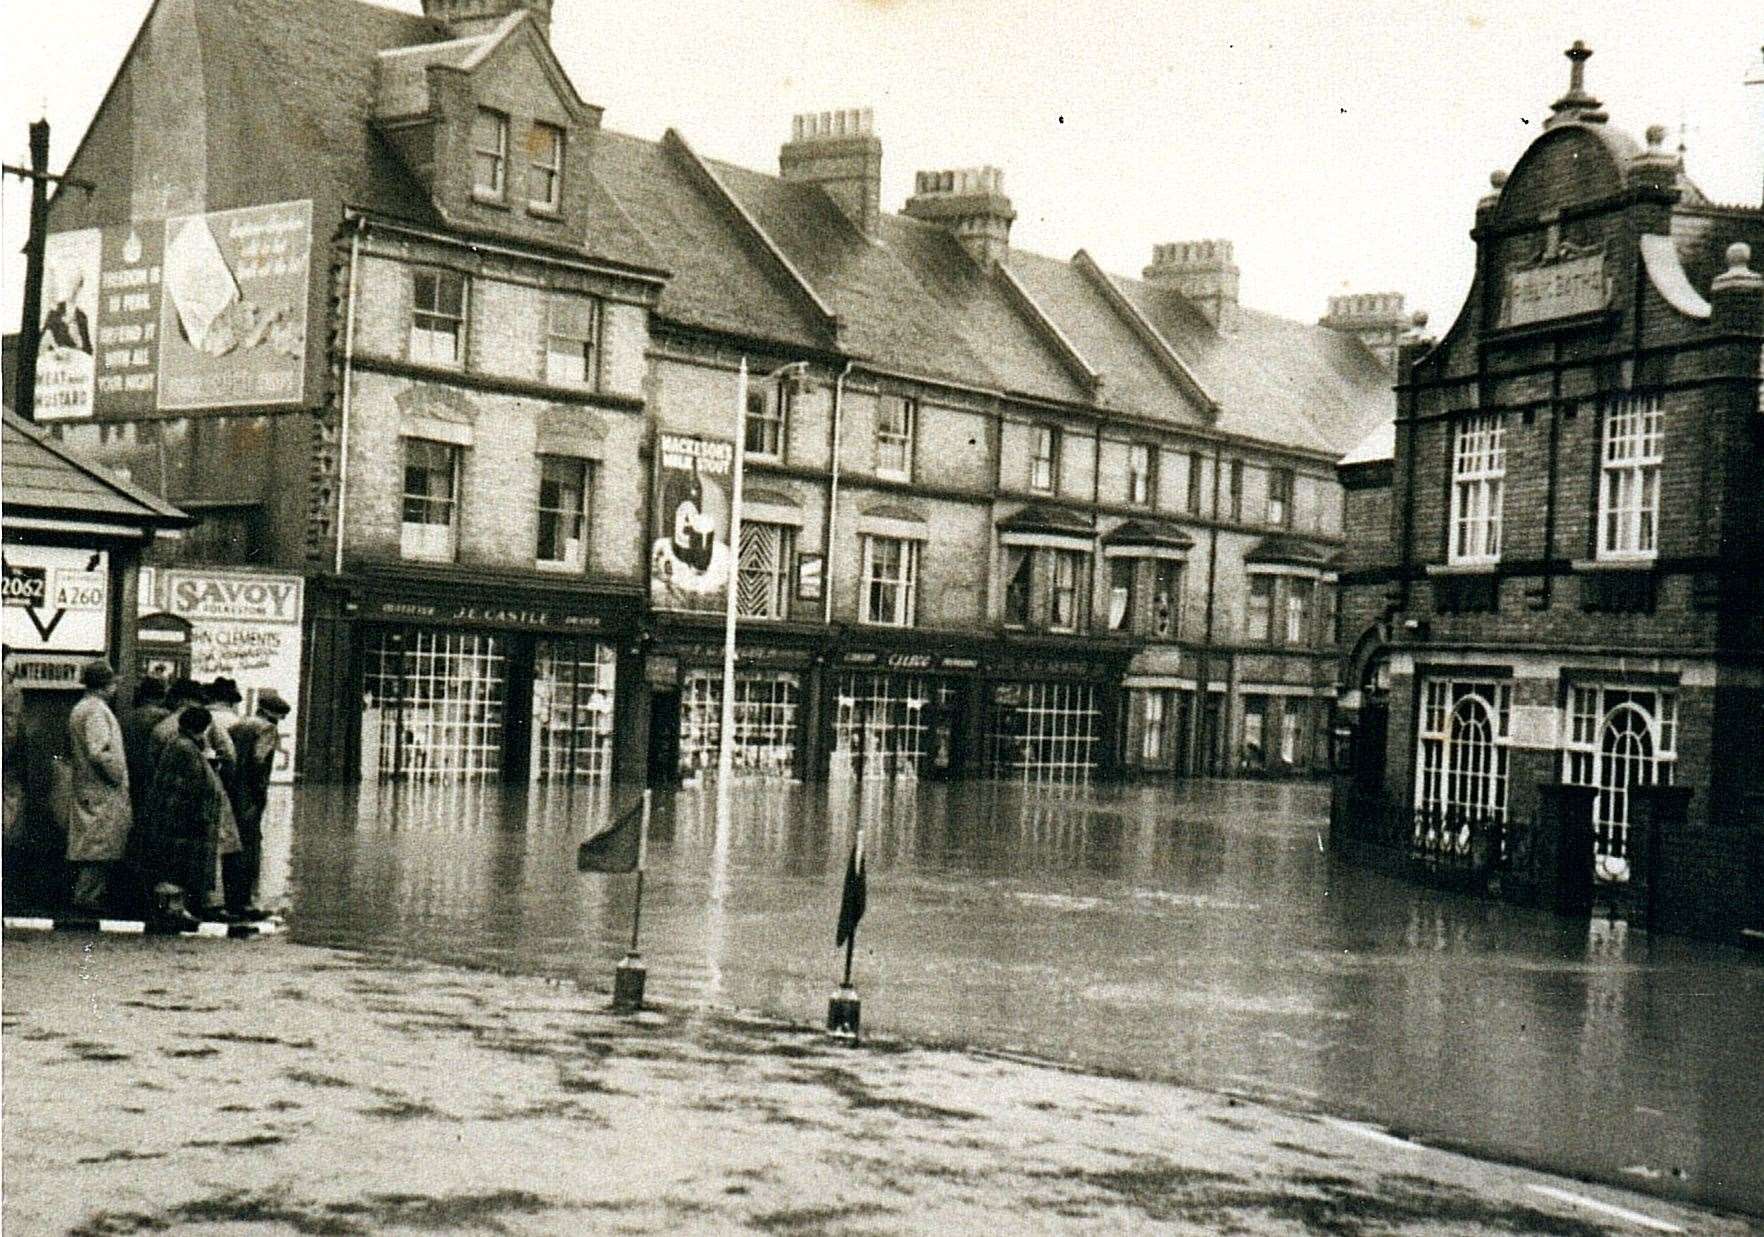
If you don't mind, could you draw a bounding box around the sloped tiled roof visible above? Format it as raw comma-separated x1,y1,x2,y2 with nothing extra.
998,503,1094,535
1244,533,1336,569
1103,519,1194,551
2,411,191,528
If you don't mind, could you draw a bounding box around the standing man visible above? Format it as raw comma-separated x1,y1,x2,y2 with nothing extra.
66,659,131,914
224,689,289,919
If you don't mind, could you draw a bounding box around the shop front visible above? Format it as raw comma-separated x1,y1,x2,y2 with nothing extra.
305,567,642,785
645,633,820,784
826,641,985,782
983,645,1131,781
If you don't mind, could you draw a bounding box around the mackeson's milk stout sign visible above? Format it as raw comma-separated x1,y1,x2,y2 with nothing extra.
650,434,735,613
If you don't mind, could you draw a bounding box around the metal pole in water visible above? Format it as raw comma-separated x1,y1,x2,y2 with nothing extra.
613,789,652,1013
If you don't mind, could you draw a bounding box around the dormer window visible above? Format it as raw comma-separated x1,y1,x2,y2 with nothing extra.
473,107,509,200
528,122,564,213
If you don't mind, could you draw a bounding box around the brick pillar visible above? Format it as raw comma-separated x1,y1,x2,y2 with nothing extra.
1627,784,1694,934
1531,783,1597,916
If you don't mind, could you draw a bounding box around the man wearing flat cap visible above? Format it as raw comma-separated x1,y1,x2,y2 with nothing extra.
225,689,290,919
67,659,132,914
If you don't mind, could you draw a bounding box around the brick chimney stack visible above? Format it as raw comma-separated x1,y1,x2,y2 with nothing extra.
1144,240,1239,332
902,166,1016,268
422,0,553,40
1320,292,1412,370
780,109,883,240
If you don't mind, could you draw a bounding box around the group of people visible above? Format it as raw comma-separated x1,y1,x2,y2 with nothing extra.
63,659,290,929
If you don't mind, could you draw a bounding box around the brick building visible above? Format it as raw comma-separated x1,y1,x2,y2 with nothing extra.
32,0,1393,789
1336,44,1764,942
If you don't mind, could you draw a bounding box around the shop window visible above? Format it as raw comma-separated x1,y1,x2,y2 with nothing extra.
1003,547,1032,627
411,268,467,366
401,438,460,562
1598,393,1663,560
1151,560,1180,638
528,121,564,212
745,383,789,460
738,521,794,619
1563,685,1676,883
473,107,508,199
1415,678,1511,825
1107,558,1135,632
530,638,616,783
363,628,507,779
679,671,801,779
536,455,589,571
832,672,942,781
1285,578,1313,645
989,681,1099,781
1031,425,1058,492
862,535,918,627
1127,443,1154,505
1449,413,1505,564
1268,468,1293,528
1240,696,1268,772
545,293,598,387
876,396,915,480
1246,575,1274,642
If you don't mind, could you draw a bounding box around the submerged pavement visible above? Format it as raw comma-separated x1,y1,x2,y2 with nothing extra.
4,930,1748,1236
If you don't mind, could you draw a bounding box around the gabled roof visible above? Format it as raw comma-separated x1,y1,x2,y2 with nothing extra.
3,411,191,530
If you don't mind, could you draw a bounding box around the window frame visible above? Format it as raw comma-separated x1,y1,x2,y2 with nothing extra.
876,396,916,481
1046,548,1082,634
400,437,461,563
473,107,509,201
1284,577,1314,645
535,454,590,572
1268,467,1293,528
861,534,918,627
544,292,599,388
1127,442,1155,506
1449,412,1505,565
1151,559,1180,639
1246,574,1275,642
1106,557,1135,633
1186,451,1205,515
1596,393,1663,562
411,267,468,368
1229,459,1245,522
737,521,796,620
528,120,565,213
1030,424,1058,492
744,384,790,461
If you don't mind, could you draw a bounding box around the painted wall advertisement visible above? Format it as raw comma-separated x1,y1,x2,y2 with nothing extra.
33,199,310,420
163,569,304,782
650,433,735,613
2,546,109,655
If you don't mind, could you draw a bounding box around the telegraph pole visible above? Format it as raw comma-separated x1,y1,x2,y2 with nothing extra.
4,118,94,421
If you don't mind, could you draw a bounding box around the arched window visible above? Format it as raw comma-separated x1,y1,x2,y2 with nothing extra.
1416,680,1511,850
1563,686,1677,883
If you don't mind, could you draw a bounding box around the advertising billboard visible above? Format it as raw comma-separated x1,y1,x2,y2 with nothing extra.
32,199,311,419
650,433,735,613
2,546,109,654
163,569,305,782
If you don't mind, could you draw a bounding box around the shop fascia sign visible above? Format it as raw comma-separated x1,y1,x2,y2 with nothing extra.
839,650,981,672
370,599,605,632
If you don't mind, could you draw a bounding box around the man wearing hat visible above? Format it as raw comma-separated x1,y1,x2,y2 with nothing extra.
224,689,290,919
66,659,132,914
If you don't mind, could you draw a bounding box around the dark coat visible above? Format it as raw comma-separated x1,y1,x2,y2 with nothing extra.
228,715,279,830
122,704,171,822
139,734,217,894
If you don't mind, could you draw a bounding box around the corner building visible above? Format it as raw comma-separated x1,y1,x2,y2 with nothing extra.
1337,46,1764,941
36,0,1393,789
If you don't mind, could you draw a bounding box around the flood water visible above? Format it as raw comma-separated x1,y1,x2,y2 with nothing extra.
261,777,1764,1218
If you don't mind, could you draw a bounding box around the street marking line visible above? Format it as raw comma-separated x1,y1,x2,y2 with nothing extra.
1321,1117,1420,1151
3,917,55,931
98,919,145,935
1526,1185,1685,1233
194,921,229,938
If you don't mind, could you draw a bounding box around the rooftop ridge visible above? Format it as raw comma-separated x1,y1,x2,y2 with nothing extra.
1071,249,1219,421
993,262,1105,401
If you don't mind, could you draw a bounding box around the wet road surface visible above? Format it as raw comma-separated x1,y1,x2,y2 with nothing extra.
263,776,1764,1218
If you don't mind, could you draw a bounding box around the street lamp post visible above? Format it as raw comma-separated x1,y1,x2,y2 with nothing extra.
714,359,810,829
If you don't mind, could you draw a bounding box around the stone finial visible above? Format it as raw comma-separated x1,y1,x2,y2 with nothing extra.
1712,242,1763,294
1646,124,1667,149
1490,170,1508,189
1547,39,1607,127
1411,310,1429,329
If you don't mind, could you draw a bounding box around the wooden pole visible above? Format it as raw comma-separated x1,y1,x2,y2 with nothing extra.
628,788,651,953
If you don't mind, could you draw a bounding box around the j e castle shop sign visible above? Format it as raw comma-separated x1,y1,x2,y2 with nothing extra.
366,599,608,633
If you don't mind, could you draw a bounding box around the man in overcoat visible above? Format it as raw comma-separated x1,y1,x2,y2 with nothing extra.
67,659,131,913
224,689,289,918
140,704,215,930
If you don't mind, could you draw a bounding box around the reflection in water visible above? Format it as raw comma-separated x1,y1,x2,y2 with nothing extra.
275,777,1764,1217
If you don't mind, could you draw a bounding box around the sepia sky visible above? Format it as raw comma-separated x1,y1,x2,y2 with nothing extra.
3,0,1760,342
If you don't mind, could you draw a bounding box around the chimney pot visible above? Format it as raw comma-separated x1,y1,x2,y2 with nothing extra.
780,105,885,239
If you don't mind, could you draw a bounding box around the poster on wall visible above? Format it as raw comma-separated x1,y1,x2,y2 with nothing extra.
650,433,735,613
157,200,311,410
95,222,165,415
164,569,304,782
33,228,101,421
2,546,109,654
